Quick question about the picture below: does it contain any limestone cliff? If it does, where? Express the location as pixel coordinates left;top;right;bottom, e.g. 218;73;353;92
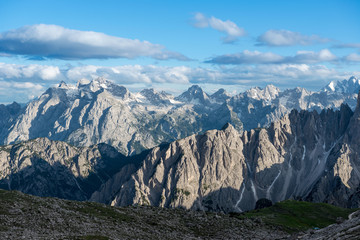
93;94;360;212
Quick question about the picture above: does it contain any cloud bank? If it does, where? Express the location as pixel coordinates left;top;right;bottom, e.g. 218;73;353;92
0;62;358;103
0;24;189;60
257;29;330;46
206;49;337;64
332;43;360;49
0;63;60;80
192;13;245;43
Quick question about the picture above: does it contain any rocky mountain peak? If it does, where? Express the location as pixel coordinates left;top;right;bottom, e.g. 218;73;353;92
88;77;112;92
322;76;360;94
246;84;280;102
75;77;132;100
76;78;91;87
5;102;21;115
58;81;68;88
211;88;231;102
139;88;172;105
175;85;210;105
221;122;235;131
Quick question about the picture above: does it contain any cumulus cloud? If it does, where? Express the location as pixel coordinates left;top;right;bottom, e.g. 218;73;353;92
206;49;337;65
0;63;61;80
344;53;360;62
0;24;189;60
192;13;245;43
257;29;330;46
287;49;337;64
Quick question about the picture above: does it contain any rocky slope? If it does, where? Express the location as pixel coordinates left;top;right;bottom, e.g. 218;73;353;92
0;76;359;155
92;91;360;212
299;210;360;239
0;189;289;240
2;189;359;240
0;102;22;139
0;138;143;200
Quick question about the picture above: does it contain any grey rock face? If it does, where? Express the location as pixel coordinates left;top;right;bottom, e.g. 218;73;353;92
322;76;360;94
0;79;242;156
210;88;231;103
1;76;359;157
175;84;211;105
0;102;22;139
95;92;360;212
0;138;140;200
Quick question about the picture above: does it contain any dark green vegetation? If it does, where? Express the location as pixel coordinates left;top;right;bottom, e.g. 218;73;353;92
234;200;357;233
255;198;273;209
0;189;357;239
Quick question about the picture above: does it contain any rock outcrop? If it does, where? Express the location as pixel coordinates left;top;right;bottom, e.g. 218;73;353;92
93;92;360;212
0;138;140;200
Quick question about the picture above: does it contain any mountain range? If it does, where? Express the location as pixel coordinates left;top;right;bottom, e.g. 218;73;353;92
92;100;360;212
1;76;359;156
1;76;360;213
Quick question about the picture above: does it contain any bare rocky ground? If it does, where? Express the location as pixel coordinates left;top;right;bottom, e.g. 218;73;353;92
298;210;360;240
0;189;289;240
1;189;359;239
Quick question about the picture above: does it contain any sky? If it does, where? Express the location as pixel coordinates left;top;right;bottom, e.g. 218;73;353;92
0;0;360;103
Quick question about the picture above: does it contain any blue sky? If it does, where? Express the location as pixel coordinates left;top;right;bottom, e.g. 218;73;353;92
0;0;360;103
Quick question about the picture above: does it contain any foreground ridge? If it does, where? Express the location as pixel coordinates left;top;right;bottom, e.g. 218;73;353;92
1;189;358;239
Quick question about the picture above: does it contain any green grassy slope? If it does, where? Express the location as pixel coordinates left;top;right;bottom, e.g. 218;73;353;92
234;200;357;233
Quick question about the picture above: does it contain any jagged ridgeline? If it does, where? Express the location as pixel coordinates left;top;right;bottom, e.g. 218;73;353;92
92;98;360;212
1;76;360;212
1;76;359;156
0;138;147;200
1;90;360;213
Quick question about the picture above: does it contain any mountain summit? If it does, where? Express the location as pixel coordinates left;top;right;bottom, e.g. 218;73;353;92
175;85;211;105
322;76;360;94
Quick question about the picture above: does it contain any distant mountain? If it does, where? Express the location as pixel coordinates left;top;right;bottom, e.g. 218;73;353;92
1;80;360;214
322;76;360;94
138;88;173;106
174;84;211;105
93;93;360;212
0;76;358;155
0;102;22;139
210;88;231;103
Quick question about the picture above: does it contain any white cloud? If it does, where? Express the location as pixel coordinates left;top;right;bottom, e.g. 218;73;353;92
332;43;360;49
206;50;284;64
344;53;360;62
207;49;337;64
0;80;44;103
0;63;61;80
0;24;189;60
66;65;217;84
192;13;245;43
288;49;337;64
12;82;43;90
0;62;358;103
257;29;330;46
